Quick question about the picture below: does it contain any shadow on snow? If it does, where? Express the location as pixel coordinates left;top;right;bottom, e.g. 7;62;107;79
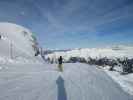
56;76;67;100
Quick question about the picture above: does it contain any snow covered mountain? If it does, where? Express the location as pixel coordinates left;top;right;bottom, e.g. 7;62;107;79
45;46;133;62
0;22;40;63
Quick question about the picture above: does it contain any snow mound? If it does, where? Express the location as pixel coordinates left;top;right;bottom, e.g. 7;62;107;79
105;69;133;95
0;22;40;63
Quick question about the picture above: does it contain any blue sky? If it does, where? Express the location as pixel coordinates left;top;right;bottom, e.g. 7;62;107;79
0;0;133;49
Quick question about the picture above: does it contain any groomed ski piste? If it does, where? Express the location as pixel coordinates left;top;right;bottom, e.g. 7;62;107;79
46;45;133;96
0;22;133;100
0;62;133;100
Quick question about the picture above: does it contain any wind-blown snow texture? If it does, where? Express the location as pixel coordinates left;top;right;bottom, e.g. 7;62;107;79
0;63;132;100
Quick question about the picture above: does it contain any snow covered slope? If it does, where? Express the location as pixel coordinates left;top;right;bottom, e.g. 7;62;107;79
0;63;132;100
45;46;133;62
0;22;40;63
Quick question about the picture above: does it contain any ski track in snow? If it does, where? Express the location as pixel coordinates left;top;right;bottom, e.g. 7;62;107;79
0;63;132;100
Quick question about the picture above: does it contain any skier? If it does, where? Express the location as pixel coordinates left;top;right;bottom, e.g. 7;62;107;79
58;56;63;72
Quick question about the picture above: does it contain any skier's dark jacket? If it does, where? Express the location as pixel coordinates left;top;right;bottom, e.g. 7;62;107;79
58;56;63;64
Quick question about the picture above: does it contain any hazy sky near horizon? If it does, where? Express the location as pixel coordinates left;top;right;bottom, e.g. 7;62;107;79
0;0;133;49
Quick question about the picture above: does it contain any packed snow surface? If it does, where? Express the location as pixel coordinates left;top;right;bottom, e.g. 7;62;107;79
0;63;132;100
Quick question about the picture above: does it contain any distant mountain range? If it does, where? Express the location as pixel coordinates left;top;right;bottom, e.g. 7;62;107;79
44;45;133;62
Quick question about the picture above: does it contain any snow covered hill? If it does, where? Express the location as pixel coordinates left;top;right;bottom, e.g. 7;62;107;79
45;46;133;62
0;22;41;64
